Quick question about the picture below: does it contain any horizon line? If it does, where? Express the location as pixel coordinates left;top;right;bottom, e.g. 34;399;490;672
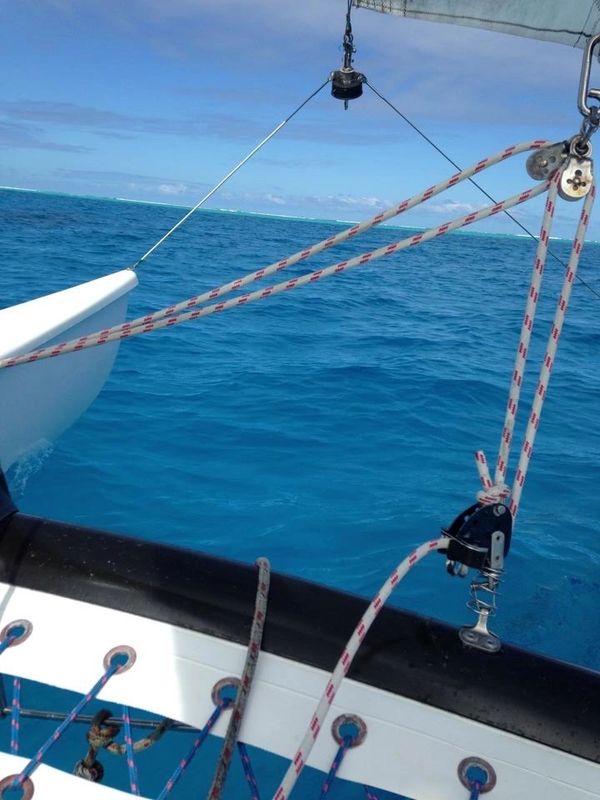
0;184;588;243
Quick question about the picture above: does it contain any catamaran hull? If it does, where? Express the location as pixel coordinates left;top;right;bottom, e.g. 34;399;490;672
0;513;597;799
0;270;138;471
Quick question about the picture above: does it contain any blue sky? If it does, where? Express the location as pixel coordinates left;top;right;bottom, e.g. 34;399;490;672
2;1;599;237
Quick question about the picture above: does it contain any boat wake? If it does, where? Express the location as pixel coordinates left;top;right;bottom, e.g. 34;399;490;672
7;441;54;499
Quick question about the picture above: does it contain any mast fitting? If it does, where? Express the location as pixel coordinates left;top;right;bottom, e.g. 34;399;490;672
332;0;366;107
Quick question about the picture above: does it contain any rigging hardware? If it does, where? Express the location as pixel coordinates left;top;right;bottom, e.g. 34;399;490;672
526;140;568;181
73;709;119;783
443;502;512;653
331;68;365;104
578;33;600;128
526;137;593;201
576;31;600;189
459;531;504;654
560;136;594;201
443;502;512;571
331;0;365;107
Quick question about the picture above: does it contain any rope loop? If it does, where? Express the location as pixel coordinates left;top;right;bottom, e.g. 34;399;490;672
474;451;510;507
476;484;510;506
74;708;120;784
106;716;173;755
207;557;270;800
87;709;121;751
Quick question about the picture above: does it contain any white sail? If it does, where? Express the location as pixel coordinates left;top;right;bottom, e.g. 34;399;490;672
353;1;600;48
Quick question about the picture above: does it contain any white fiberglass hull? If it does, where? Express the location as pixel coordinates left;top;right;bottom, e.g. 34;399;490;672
0;270;138;470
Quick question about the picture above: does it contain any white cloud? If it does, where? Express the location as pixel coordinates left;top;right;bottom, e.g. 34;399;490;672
308;194;387;210
338;195;385;208
158;182;188;195
426;200;480;214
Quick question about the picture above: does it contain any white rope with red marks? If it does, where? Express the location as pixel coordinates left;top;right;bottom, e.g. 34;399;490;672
473;450;509;506
509;183;595;517
123;140;548;328
3;182;548;369
271;537;447;800
0;183;547;369
0;141;550;371
473;171;561;507
494;171;561;489
474;174;595;519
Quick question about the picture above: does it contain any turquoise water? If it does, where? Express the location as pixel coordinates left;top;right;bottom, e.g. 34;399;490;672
2;186;600;676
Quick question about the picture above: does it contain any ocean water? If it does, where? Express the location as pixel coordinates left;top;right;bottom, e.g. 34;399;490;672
2;187;600;673
2;186;600;797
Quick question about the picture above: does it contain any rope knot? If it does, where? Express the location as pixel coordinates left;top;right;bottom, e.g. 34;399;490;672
87;709;120;751
474;450;510;506
477;483;510;506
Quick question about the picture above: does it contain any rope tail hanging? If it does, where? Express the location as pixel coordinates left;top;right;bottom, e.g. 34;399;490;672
207;558;271;800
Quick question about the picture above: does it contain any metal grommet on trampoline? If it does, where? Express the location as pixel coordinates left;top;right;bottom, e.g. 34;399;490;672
211;677;240;707
0;620;33;648
103;645;137;674
331;713;367;747
457;756;497;793
0;775;35;799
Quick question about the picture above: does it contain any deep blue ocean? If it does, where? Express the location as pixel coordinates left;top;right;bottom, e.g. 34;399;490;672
2;186;600;798
2;186;600;672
